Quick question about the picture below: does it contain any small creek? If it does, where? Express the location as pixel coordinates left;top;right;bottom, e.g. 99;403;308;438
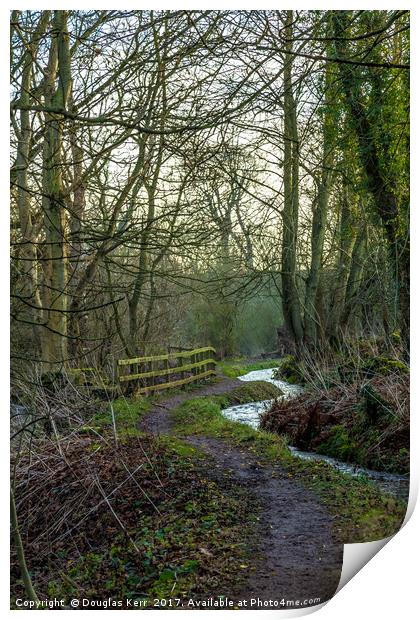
221;368;409;500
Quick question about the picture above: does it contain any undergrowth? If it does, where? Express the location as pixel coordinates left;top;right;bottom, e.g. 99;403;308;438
11;434;256;607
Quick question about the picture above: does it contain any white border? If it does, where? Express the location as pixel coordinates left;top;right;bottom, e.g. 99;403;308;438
2;3;418;618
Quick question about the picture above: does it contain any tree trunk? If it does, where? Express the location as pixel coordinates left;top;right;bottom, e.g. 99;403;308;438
341;223;367;331
67;99;86;359
14;11;50;342
40;10;72;370
281;10;303;347
304;57;334;347
327;186;357;343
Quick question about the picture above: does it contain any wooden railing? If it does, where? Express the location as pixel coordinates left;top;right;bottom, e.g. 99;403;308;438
117;346;217;394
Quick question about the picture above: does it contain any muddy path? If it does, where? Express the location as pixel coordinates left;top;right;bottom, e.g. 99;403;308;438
139;377;343;608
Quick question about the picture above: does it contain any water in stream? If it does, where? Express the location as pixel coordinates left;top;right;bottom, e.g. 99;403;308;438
221;368;409;500
221;368;303;430
236;367;304;398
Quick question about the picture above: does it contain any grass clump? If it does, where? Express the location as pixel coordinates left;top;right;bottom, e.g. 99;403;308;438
173;395;287;451
222;380;282;404
83;396;152;438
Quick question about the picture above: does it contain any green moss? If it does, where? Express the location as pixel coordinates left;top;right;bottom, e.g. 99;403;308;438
316;425;361;462
337;355;409;385
362;356;409;377
273;355;306;384
390;330;402;345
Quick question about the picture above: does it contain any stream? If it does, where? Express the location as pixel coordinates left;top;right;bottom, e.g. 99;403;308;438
221;368;409;500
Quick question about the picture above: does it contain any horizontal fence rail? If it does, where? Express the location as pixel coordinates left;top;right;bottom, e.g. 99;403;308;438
117;346;217;394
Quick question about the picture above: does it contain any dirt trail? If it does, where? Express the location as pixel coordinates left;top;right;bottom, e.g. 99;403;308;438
140;377;343;609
